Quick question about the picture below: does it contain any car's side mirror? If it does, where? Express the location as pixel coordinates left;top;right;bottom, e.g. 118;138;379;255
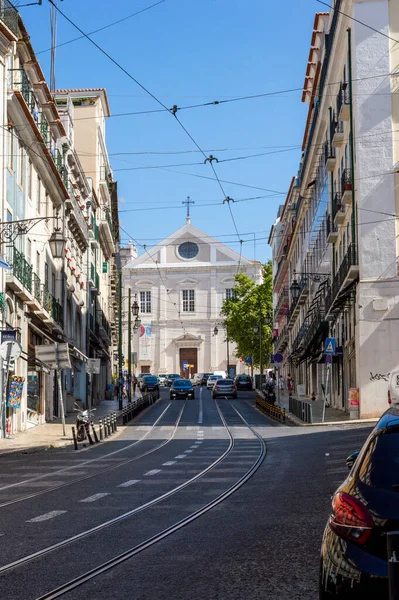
346;451;360;470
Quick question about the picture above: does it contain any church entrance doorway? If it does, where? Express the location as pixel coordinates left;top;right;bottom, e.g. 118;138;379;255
179;348;197;379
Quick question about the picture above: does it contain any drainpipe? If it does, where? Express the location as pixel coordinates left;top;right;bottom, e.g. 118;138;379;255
347;28;357;259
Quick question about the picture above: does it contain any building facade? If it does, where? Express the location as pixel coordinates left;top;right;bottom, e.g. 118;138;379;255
0;6;118;434
122;221;262;377
270;0;399;418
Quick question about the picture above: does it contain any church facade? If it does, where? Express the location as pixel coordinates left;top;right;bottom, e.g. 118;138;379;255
122;222;262;377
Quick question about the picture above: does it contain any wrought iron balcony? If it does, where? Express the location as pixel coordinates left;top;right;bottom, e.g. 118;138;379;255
324;140;336;171
275;286;289;317
0;0;18;35
341;168;353;205
8;68;68;187
331;118;344;147
326;243;358;315
333;192;345;225
7;245;33;294
337;82;350;121
274;324;288;352
302;309;329;355
292;322;309;354
326;214;338;244
42;286;63;327
90;263;100;292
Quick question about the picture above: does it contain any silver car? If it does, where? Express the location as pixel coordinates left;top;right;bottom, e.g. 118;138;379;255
158;374;167;386
212;379;237;399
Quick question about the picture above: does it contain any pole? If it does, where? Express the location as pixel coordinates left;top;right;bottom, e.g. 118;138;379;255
259;319;263;390
118;269;123;410
1;343;12;439
388;531;399;600
128;287;132;402
276;366;280;405
56;344;66;436
322;364;331;424
226;334;229;377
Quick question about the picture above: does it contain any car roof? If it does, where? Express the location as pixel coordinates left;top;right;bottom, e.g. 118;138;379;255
374;408;399;431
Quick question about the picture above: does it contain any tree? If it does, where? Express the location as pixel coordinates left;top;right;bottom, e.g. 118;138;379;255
220;261;273;370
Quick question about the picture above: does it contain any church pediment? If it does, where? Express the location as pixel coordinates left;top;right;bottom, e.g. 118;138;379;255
134;279;155;287
173;333;203;348
177;278;199;287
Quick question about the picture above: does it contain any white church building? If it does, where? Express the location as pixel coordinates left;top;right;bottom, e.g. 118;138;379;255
122;221;262;377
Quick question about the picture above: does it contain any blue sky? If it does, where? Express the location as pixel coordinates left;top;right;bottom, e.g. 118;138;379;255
18;0;319;262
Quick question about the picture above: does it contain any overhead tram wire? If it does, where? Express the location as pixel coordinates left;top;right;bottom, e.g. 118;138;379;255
48;1;244;240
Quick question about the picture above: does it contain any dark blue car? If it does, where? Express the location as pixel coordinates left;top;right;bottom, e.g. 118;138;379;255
319;408;399;598
170;379;194;400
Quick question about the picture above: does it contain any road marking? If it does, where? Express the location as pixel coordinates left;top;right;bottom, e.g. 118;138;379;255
162;461;176;466
184;450;193;453
27;510;67;523
190;445;199;449
79;493;110;503
144;469;161;476
174;455;186;459
198;388;203;423
118;480;140;488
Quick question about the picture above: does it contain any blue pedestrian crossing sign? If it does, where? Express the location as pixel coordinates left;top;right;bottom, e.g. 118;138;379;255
183;361;189;370
324;338;336;355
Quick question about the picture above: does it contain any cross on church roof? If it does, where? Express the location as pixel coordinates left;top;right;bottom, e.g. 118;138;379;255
182;196;195;224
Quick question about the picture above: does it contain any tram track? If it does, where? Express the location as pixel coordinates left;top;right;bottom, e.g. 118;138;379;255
0;401;183;509
0;401;266;600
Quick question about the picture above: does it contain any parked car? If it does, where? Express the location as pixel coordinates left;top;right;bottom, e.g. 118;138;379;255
166;374;181;387
201;373;213;385
206;375;219;390
140;375;159;397
170;379;194;400
158;374;168;386
213;371;226;379
212;379;237;399
319;408;399;599
234;374;253;390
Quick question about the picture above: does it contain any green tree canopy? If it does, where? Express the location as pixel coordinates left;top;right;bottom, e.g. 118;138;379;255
220;261;273;369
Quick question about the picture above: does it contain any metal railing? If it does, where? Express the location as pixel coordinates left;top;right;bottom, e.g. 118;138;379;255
337;82;350;117
9;245;33;293
302;308;327;352
324;140;335;164
292;322;309;353
8;67;68;187
289;396;313;423
90;263;100;289
331;117;344;140
42;286;63;327
0;0;18;35
332;192;343;221
341;168;352;192
326;214;337;238
256;395;286;424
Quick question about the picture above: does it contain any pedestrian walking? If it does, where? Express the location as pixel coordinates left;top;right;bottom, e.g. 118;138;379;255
278;375;285;394
132;374;137;396
287;373;294;397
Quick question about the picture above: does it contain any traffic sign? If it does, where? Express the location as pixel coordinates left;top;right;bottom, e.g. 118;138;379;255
35;343;71;370
270;354;275;364
182;361;189;370
1;330;16;343
324;338;336;355
326;354;332;365
245;356;252;364
274;353;283;364
0;340;21;361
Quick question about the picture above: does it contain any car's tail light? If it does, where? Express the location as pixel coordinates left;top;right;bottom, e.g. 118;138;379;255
214;385;219;390
388;390;392;405
330;492;373;545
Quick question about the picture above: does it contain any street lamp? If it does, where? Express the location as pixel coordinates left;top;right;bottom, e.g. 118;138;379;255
213;326;218;336
290;278;301;302
48;228;66;259
253;325;259;334
132;296;139;317
135;315;141;329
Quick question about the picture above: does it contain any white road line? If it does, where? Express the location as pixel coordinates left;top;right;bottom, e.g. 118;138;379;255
198;388;203;424
190;445;199;449
174;455;186;459
162;461;176;466
184;450;193;453
79;493;110;503
27;510;67;523
144;469;161;476
118;480;140;488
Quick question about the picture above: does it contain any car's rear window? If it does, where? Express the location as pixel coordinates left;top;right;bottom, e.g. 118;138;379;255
358;432;399;489
170;374;180;378
217;379;233;385
209;376;218;380
174;380;191;387
237;375;249;380
143;376;157;383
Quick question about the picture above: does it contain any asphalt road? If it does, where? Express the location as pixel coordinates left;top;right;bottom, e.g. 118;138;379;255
0;386;373;600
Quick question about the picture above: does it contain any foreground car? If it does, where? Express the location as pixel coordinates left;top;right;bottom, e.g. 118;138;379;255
234;374;252;390
319;409;399;598
212;379;237;399
170;379;194;399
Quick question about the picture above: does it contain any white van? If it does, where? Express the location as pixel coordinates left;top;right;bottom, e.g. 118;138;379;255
388;370;399;406
213;371;226;379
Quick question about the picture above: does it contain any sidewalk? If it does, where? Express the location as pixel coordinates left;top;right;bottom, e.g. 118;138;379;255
258;389;378;427
0;392;142;456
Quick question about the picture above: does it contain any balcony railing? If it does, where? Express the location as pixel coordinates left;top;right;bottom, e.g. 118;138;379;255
341;168;352;192
275;286;289;316
42;286;63;327
292;322;309;353
8;68;68;186
324;140;335;164
302;309;328;353
0;0;18;35
326;244;358;313
331;118;344;140
9;245;33;293
104;207;113;236
274;324;288;351
332;192;343;221
90;263;100;290
337;82;350;117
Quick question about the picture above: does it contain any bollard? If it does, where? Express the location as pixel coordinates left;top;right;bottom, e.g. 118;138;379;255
85;422;94;445
103;417;108;438
99;419;103;441
388;531;399;600
114;412;118;432
72;426;78;450
111;413;115;433
91;422;99;443
107;415;111;436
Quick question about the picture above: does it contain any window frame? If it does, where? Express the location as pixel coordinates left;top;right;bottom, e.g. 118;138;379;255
182;289;195;312
140;290;152;314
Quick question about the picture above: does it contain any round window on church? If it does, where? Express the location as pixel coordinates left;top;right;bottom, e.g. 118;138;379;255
178;241;199;260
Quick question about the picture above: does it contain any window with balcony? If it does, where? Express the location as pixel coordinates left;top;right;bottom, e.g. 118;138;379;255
140;291;151;314
182;289;195;312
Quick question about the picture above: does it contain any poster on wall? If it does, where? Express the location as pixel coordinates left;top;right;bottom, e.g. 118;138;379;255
7;376;25;409
139;323;153;360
